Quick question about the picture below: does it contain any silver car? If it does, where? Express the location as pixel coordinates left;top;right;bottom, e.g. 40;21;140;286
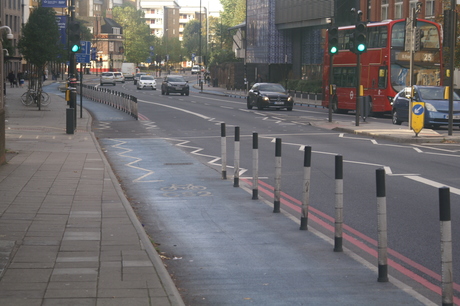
137;75;156;90
134;72;147;85
100;72;115;86
113;72;125;83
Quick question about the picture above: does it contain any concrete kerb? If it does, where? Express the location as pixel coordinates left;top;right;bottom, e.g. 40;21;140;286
77;85;185;306
90;129;185;306
4;81;185;306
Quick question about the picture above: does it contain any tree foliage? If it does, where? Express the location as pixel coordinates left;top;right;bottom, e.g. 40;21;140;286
18;7;62;68
220;0;246;27
182;20;201;60
113;4;154;64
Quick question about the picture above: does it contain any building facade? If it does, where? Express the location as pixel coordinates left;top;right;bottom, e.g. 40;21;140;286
243;0;445;82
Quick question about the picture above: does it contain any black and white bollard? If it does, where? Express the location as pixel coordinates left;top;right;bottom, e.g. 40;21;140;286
252;133;259;200
376;168;389;282
300;146;311;230
439;187;453;306
221;123;227;180
274;138;282;213
233;127;240;187
334;155;343;252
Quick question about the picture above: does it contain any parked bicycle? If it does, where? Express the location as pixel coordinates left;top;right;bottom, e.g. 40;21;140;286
21;89;50;107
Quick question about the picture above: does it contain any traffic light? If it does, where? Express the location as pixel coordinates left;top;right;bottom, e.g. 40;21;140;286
68;21;81;53
414;28;424;51
328;26;339;55
354;22;367;54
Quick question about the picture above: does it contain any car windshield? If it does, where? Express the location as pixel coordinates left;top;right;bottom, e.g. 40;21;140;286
258;84;285;92
114;73;121;76
418;87;460;100
102;73;112;77
141;76;154;80
168;76;185;82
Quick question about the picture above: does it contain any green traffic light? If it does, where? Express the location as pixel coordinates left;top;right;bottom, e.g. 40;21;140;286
357;44;366;52
330;46;338;54
71;44;80;53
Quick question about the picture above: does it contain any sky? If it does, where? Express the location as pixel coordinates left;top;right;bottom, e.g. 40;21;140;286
177;0;223;12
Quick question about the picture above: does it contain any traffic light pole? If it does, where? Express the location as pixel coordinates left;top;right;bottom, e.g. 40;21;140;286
355;53;361;126
447;1;457;136
328;53;333;123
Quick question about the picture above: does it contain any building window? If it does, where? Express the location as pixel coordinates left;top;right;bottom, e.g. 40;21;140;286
381;0;388;21
425;0;435;18
113;27;120;35
394;1;403;19
109;41;114;52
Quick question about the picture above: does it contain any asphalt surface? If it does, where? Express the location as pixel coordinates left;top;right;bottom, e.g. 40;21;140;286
1;76;458;305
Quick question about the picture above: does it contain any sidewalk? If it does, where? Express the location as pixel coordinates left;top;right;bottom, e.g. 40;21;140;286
0;83;184;305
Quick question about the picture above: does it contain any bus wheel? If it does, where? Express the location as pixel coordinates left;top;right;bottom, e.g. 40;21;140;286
392;110;402;125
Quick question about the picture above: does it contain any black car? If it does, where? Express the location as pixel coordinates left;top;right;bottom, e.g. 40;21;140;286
392;85;460;128
161;75;189;96
247;83;294;111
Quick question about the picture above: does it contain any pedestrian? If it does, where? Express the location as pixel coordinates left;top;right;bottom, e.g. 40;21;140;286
7;71;15;88
255;74;263;83
17;71;24;87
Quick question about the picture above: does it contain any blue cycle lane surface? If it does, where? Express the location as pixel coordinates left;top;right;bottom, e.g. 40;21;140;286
45;82;436;305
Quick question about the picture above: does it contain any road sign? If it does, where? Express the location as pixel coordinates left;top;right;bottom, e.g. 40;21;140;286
76;53;90;64
411;101;425;135
79;41;91;55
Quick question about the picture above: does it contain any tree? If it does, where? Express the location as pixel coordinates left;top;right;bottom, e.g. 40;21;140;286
182;20;201;61
220;0;246;27
113;4;153;64
18;6;62;104
18;7;61;70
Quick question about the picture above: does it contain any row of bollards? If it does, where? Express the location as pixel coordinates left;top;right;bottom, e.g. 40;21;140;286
219;123;454;304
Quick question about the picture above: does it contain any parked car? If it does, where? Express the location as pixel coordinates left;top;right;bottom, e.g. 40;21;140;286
191;65;201;74
161;75;189;96
100;72;116;86
137;75;156;90
247;83;294;111
113;72;125;83
134;72;147;85
392;85;460;128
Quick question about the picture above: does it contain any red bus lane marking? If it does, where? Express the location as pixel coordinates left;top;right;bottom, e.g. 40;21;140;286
257;180;449;285
243;178;460;303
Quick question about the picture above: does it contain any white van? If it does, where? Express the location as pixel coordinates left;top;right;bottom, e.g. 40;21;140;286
121;63;136;80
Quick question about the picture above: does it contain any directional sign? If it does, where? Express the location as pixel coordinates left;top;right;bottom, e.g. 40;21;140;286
79;41;91;55
411;102;425;135
76;53;90;64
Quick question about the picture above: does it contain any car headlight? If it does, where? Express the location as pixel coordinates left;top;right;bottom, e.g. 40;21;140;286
287;96;293;102
262;96;269;101
425;102;437;112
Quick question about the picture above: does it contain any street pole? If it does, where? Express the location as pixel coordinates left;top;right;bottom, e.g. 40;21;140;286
355;53;361;126
448;0;457;136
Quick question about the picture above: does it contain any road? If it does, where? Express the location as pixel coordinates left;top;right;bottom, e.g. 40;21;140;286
47;76;460;304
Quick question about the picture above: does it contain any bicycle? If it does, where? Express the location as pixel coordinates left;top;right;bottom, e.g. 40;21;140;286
21;89;50;107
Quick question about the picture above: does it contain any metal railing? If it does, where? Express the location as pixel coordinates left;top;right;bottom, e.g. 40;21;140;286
78;84;138;120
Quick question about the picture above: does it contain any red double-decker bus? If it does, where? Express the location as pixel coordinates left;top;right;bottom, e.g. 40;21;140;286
322;19;442;115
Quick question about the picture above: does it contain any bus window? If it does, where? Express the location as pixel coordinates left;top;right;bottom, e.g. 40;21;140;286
391;22;405;48
333;67;356;87
417;21;439;49
378;67;387;88
368;26;388;48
